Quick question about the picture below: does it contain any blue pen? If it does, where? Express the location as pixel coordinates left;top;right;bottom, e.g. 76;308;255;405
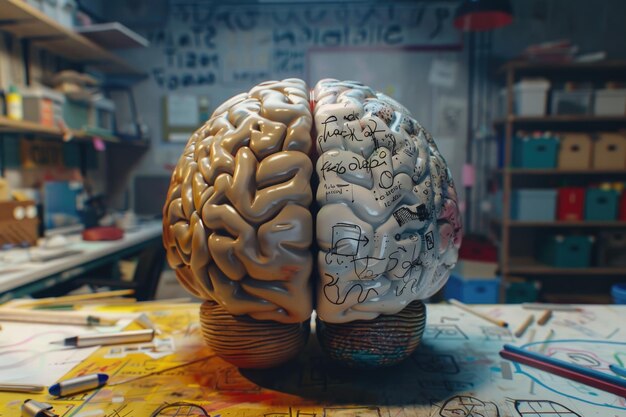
503;344;626;389
610;364;626;378
48;373;108;397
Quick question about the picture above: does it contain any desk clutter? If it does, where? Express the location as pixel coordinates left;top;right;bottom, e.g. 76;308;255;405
1;301;624;416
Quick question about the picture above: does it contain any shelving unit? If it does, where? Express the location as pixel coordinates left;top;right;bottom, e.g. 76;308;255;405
0;0;145;76
494;60;626;302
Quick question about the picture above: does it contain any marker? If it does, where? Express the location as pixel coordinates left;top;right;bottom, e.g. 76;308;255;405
48;373;108;397
50;329;155;347
610;364;626;378
0;383;45;393
21;399;58;417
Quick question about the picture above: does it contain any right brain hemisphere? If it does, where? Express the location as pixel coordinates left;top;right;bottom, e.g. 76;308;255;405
314;79;461;323
163;78;461;326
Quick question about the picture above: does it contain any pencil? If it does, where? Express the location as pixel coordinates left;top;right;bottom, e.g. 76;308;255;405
448;299;509;328
50;329;155;347
0;383;45;393
538;329;555;354
500;349;626;397
522;303;581;312
16;289;135;308
537;309;552;325
514;314;534;338
0;309;117;326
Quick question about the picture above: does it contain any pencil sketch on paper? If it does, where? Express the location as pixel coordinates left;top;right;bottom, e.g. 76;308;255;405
435;395;499;417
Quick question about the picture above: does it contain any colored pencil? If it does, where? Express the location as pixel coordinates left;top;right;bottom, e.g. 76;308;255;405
514;314;534;337
537;309;552;325
522;303;581;312
448;299;509;328
501;344;626;397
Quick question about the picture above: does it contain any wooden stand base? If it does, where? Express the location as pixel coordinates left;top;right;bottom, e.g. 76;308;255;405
316;301;427;368
199;301;310;369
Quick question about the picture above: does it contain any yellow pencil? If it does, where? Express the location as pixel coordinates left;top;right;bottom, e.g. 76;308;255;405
15;289;135;308
448;299;509;328
0;309;117;326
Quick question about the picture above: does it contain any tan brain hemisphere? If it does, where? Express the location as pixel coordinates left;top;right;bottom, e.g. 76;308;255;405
163;78;462;327
163;79;314;324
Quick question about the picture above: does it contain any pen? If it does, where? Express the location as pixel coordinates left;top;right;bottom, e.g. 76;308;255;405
50;329;155;347
0;383;45;393
21;399;58;417
0;309;117;326
48;373;108;397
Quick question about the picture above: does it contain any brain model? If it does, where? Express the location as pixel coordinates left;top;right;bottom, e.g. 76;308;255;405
163;78;462;368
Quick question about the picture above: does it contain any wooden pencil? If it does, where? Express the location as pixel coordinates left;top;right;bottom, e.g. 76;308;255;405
15;289;135;308
514;314;535;338
0;309;117;326
537;309;552;325
448;299;509;328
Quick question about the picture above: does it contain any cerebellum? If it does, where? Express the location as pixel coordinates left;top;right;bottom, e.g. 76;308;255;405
162;78;462;368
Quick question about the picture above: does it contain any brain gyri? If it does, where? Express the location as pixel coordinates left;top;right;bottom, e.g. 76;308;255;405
163;78;462;325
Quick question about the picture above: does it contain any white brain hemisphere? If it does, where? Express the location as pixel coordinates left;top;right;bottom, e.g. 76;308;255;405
163;78;462;325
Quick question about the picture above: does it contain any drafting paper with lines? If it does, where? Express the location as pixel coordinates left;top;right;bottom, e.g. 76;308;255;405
0;304;624;416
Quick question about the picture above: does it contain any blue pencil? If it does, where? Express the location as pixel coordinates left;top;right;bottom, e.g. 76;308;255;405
503;344;626;389
610;364;626;378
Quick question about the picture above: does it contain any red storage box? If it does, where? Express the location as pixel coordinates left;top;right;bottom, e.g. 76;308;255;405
459;237;498;262
557;187;585;221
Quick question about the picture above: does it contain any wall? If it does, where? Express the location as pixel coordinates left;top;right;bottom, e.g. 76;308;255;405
104;0;467;209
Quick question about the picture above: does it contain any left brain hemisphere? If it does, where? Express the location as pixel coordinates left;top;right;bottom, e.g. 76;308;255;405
163;79;314;324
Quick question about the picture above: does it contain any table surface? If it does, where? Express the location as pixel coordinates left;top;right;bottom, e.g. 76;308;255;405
0;303;624;416
0;221;163;296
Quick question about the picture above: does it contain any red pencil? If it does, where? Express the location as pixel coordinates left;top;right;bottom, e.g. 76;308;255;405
499;350;626;398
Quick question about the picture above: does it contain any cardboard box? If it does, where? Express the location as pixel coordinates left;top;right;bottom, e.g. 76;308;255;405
0;200;39;246
558;133;592;170
592;133;626;170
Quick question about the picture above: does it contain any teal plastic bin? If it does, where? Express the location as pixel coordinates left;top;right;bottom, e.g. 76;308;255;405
512;189;557;221
585;189;618;221
538;235;593;268
505;280;540;303
444;275;501;304
612;284;626;304
62;99;89;130
513;136;558;168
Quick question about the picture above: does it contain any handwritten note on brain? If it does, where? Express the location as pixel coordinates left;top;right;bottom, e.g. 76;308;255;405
162;78;462;325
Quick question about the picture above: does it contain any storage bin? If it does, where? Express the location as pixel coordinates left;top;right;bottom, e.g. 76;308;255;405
557;133;592;170
511;189;557;221
505;279;540;304
551;90;593;115
513;79;550;116
538;235;593;268
619;191;626;221
90;98;115;133
459;238;498;262
594;89;626;116
592;133;626;170
443;275;501;304
22;88;65;128
596;232;626;267
62;98;89;130
612;283;626;304
557;187;585;221
585;188;619;221
453;260;498;279
513;135;558;168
